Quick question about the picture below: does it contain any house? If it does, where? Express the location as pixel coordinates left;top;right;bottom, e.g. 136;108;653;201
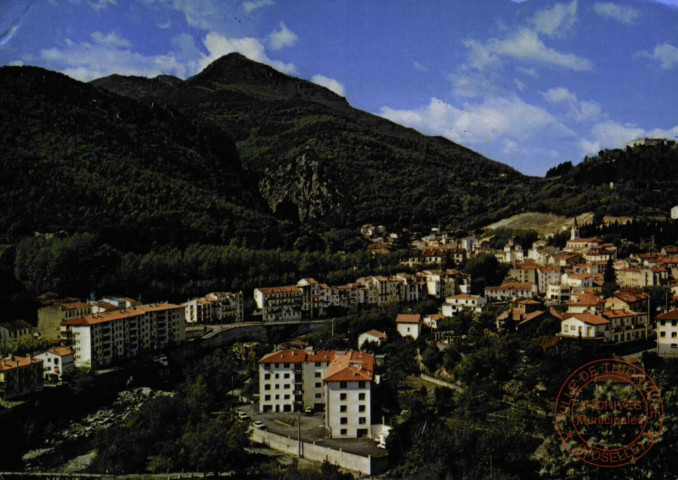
546;284;572;302
565;237;604;253
657;310;678;357
423;313;446;329
60;303;186;369
38;302;92;341
605;289;649;312
0;355;44;400
496;300;562;332
484;282;537;302
601;309;648;344
617;268;657;288
358;330;387;349
559;314;610;341
396;314;422;340
258;349;374;439
567;293;606;314
441;294;487;316
0;320;36;347
253;286;303;322
35;347;74;382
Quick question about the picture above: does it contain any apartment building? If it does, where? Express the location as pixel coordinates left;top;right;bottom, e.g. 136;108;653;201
656;310;678;358
258;349;374;438
253;286;303;322
183;291;244;324
601;309;648;343
0;320;36;347
559;313;610;340
38;302;92;341
484;282;537;302
441;294;487;316
60;303;186;369
0;355;44;400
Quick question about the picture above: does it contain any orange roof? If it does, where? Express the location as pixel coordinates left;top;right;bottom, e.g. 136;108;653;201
396;314;421;324
485;283;535;291
566;313;609;326
62;308;145;326
256;286;302;295
48;346;74;357
137;303;184;312
307;351;336;363
518;299;542;305
602;309;639;319
258;349;307;364
0;355;43;372
568;293;605;306
447;294;481;300
361;330;387;339
324;351;374;382
657;310;678;321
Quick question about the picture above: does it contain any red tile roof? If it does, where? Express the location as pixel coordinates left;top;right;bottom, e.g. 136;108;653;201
324;351;374;382
0;355;43;372
258;349;307;364
566;313;609;326
307;351;336;363
256;286;302;295
657;310;678;321
361;330;387;339
396;314;421;324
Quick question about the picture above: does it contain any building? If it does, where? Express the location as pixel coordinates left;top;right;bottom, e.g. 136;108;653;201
258;349;374;438
396;314;422;340
423;313;446;329
60;303;186;369
567;293;606;314
35;347;74;382
601;309;648;343
559;313;610;340
0;355;44;400
0;320;36;347
605;289;649;312
358;330;387;350
183;292;244;324
324;351;374;439
657;310;678;357
496;300;562;332
38;302;92;341
253;286;303;322
484;282;537;302
617;268;657;288
441;294;487;316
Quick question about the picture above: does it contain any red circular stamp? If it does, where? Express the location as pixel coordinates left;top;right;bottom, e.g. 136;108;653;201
554;358;664;468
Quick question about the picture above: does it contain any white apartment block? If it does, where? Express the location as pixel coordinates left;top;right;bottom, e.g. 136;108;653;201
183;291;244;324
601;309;648;343
657;310;678;358
60;303;186;369
559;314;610;341
253;286;303;322
441;294;487;316
35;346;74;382
484;282;537;302
258;350;374;438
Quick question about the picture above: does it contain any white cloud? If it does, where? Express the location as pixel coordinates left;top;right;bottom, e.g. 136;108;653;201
514;79;527;92
91;31;131;48
448;70;500;98
516;67;539;78
490;29;593;70
542;87;601;123
311;74;346;97
379;96;573;147
650;0;678;7
413;61;428;72
199;32;296;74
636;43;678;69
243;0;274;14
19;30;297;82
69;0;117;10
531;0;578;37
267;21;298;51
580;121;678;155
593;2;639;24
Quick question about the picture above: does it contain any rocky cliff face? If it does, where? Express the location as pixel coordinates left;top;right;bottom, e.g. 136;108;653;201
258;150;342;223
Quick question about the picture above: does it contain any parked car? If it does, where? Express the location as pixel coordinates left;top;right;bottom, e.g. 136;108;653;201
237;410;249;420
252;420;267;430
304;406;314;415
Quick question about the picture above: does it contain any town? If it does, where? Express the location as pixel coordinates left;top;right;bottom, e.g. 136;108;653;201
2;217;678;476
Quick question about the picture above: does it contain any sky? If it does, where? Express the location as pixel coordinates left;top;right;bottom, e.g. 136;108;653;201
1;0;677;176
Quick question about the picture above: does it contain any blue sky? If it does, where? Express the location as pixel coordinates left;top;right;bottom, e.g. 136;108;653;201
2;0;677;176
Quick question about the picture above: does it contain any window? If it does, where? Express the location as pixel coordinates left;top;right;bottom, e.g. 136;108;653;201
358;393;366;401
275;395;279;399
275;373;279;379
315;372;321;378
359;405;365;412
284;373;290;378
315;393;322;398
264;374;270;380
275;384;279;389
340;428;347;435
284;394;290;399
284;363;290;368
315;362;321;367
340;393;347;401
264;394;271;401
340;417;348;424
661;332;667;338
359;417;366;424
340;381;347;388
673;332;677;338
314;382;321;388
340;405;347;412
359;381;365;388
264;385;270;391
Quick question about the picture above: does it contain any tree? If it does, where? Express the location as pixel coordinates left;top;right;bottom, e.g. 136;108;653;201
601;258;617;298
181;415;248;476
